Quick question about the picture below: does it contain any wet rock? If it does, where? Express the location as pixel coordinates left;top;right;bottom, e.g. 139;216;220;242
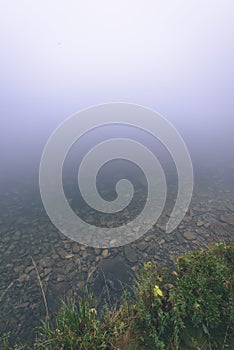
159;239;165;246
25;266;34;274
72;245;80;253
110;239;118;246
102;249;109;258
43;268;52;277
40;257;52;268
94;248;101;255
124;246;138;263
196;220;205;227
64;254;74;259
183;231;197;241
18;274;30;283
210;222;229;236
136;241;148;251
220;214;234;225
56;274;65;282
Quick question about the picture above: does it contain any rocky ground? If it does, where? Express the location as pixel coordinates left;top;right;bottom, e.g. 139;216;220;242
0;167;233;345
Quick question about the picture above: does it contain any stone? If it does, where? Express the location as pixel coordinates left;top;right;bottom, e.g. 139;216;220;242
220;214;234;225
136;241;148;251
72;245;80;253
196;220;205;227
124;246;138;263
18;274;29;283
94;248;101;255
210;222;228;236
40;257;52;267
56;274;65;282
43;268;52;277
110;239;118;246
25;266;34;274
64;254;74;259
159;239;165;245
102;249;109;258
183;231;197;240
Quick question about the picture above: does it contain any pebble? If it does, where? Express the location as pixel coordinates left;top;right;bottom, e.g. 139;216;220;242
102;249;109;258
18;274;30;283
183;231;197;241
159;239;165;245
220;214;234;225
136;241;148;251
196;220;205;227
124;246;138;263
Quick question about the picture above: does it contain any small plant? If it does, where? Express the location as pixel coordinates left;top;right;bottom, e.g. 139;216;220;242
1;243;233;349
34;295;108;350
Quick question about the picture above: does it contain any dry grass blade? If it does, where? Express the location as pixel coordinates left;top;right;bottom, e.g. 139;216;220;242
31;256;49;322
0;281;14;303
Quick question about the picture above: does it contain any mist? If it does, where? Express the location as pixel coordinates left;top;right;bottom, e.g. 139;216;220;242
1;0;233;191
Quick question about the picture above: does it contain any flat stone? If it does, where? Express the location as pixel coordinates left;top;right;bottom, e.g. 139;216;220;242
56;274;65;282
72;245;80;253
210;222;228;236
136;241;148;251
43;268;52;277
102;249;109;258
18;274;30;283
25;266;34;274
183;231;197;240
220;214;234;225
196;220;205;227
110;239;118;246
40;257;52;267
124;246;138;263
64;254;74;259
183;215;192;223
94;248;101;255
159;239;165;245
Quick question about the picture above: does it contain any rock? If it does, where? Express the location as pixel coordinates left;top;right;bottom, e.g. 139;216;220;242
18;274;30;283
159;239;165;245
64;254;74;259
25;266;34;274
56;274;65;282
110;239;118;246
102;249;109;258
95;248;101;255
220;214;234;225
124;246;138;263
183;215;192;223
43;268;52;277
210;222;228;236
196;220;205;227
183;231;197;240
136;241;148;251
40;257;52;267
58;251;74;259
72;245;80;253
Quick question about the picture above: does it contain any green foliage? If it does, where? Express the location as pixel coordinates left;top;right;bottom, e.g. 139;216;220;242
34;296;108;350
1;243;233;350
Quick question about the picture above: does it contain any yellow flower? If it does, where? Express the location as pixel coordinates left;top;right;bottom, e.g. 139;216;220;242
89;308;97;314
144;261;152;269
153;285;163;297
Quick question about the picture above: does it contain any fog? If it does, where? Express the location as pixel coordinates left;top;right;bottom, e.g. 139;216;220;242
1;0;234;189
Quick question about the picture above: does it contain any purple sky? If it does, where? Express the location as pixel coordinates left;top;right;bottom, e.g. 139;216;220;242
1;1;234;186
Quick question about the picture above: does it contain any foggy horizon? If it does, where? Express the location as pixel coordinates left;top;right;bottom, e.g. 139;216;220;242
1;1;234;190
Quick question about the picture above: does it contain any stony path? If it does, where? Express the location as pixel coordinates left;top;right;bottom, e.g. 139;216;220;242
0;169;233;345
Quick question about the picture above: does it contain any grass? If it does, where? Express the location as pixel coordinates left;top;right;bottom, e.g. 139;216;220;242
1;242;234;350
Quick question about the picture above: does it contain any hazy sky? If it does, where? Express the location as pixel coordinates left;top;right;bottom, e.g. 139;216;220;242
1;1;234;184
